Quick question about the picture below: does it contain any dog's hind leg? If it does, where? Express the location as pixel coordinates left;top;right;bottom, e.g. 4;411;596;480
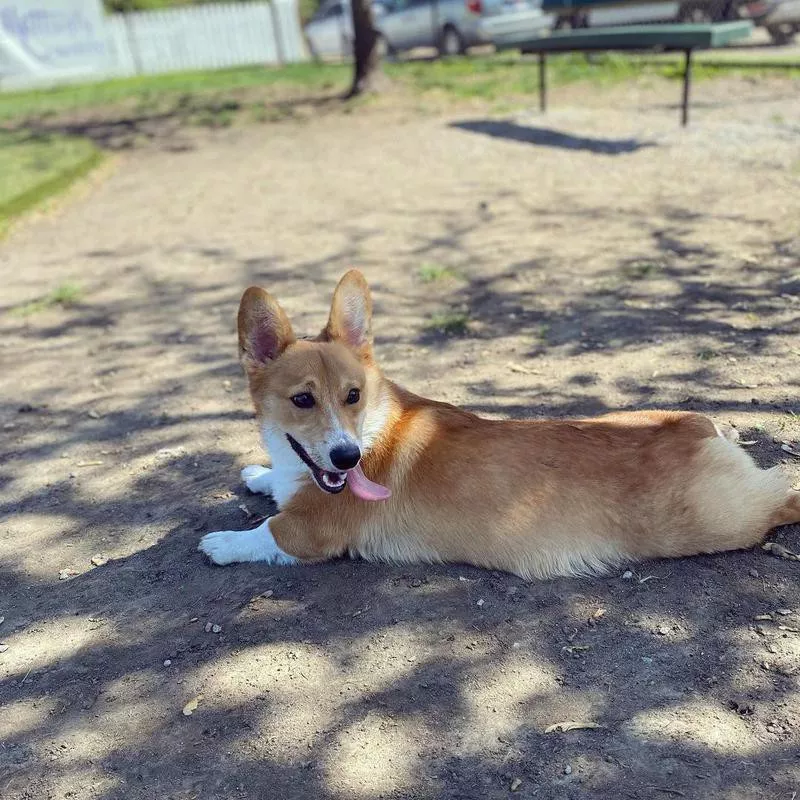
768;490;800;530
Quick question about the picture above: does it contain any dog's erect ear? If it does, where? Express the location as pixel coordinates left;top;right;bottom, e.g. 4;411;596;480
325;270;373;355
238;287;295;369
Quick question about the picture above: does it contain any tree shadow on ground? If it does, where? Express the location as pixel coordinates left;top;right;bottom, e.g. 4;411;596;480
2;190;800;798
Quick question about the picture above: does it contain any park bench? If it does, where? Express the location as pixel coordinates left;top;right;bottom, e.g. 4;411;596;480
493;21;754;125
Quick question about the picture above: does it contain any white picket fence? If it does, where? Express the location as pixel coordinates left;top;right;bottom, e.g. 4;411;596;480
105;1;307;77
0;1;308;91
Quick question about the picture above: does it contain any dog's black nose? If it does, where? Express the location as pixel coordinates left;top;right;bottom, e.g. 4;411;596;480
330;443;361;471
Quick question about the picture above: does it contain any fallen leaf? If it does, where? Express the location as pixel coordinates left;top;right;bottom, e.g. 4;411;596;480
506;362;540;375
762;542;800;561
182;695;202;716
561;644;591;655
545;721;603;733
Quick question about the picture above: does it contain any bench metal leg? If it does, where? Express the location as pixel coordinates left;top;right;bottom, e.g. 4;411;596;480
681;49;692;127
539;52;547;113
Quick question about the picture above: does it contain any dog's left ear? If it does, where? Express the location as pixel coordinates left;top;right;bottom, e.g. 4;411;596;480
325;270;373;358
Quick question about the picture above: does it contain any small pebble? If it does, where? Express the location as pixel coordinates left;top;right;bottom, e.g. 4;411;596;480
0;644;8;653
749;568;760;578
189;617;199;623
564;764;572;775
776;609;792;616
0;616;5;626
476;598;485;607
622;570;634;580
87;410;101;419
211;624;222;634
657;625;670;636
204;622;212;633
510;777;522;792
163;659;172;667
90;554;108;567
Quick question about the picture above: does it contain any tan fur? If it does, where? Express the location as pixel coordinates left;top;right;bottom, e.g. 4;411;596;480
239;271;800;580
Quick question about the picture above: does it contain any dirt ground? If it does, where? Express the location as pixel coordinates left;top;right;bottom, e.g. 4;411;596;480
2;75;800;800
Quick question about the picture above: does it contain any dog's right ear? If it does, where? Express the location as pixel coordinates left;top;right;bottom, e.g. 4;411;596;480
238;287;295;370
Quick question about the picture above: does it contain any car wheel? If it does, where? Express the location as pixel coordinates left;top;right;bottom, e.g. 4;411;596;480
678;3;715;22
439;25;464;57
767;23;796;45
375;33;396;61
555;12;588;29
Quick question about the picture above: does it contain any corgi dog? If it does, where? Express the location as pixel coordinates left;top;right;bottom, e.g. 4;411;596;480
199;270;800;579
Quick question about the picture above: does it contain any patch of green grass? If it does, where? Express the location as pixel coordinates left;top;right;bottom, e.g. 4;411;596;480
389;52;654;101
0;63;349;124
11;282;83;317
0;131;103;236
425;310;471;336
1;54;798;129
417;263;459;283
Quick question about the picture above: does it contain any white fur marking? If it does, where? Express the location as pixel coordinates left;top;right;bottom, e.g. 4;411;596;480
360;385;392;453
261;424;308;509
241;464;273;495
199;518;297;566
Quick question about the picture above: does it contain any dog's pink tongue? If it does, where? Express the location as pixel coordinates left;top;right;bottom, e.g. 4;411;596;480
347;464;391;501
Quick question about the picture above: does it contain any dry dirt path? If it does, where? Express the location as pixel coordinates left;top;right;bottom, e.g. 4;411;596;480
1;76;800;799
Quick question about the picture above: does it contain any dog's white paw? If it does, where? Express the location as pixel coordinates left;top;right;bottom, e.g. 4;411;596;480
199;521;296;566
241;465;273;495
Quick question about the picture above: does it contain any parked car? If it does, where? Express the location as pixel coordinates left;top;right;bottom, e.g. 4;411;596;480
542;0;743;29
745;0;800;43
304;0;551;60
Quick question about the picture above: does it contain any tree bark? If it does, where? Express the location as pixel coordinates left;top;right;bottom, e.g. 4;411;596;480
346;0;382;98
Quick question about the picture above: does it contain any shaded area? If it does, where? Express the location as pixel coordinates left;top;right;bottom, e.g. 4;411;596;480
2;91;800;799
451;119;657;155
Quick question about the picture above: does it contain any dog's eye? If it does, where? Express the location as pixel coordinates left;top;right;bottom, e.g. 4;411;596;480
346;388;360;405
291;393;315;409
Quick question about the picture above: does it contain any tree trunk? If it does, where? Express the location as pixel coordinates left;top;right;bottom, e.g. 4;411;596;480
346;0;382;98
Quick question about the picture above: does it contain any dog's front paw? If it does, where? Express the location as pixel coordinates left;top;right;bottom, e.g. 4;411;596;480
241;465;273;495
199;530;245;566
199;523;297;566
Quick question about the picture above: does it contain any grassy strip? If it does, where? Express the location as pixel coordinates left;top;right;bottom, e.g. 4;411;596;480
0;135;104;237
0;54;677;123
1;52;797;126
0;63;348;123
